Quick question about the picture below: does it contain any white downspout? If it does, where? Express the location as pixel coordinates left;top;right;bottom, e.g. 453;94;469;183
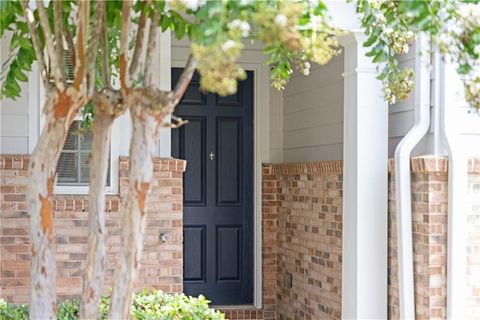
438;51;468;320
394;33;431;320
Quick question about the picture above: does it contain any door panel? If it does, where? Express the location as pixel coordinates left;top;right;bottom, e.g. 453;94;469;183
184;226;206;282
171;69;254;305
216;226;242;281
177;116;206;206
216;117;242;206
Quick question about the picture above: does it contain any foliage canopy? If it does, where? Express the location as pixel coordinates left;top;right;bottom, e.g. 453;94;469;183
355;0;480;108
0;0;338;99
2;0;479;109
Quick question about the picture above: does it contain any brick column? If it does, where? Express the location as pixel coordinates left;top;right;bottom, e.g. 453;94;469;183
466;158;480;319
388;157;449;319
262;164;279;320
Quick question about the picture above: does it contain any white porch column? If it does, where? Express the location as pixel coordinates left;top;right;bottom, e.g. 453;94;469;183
340;32;388;319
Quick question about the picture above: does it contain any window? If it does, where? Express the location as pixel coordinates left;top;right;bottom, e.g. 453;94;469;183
56;121;111;186
32;51;120;194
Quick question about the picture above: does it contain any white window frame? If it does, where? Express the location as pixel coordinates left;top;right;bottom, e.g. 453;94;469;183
29;70;120;195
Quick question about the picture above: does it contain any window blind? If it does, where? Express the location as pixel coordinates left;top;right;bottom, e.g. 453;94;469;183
56;121;111;186
53;51;111;187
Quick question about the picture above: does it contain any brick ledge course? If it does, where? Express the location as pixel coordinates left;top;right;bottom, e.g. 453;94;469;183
263;156;480;175
1;154;186;172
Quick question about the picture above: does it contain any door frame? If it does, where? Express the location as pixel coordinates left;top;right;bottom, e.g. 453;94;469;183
172;45;270;308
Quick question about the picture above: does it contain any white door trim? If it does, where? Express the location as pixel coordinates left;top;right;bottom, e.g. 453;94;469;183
171;43;270;308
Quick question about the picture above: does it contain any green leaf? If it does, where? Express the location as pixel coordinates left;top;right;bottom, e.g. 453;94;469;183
13;68;28;82
457;63;472;75
175;19;186;39
363;32;379;47
160;15;171;32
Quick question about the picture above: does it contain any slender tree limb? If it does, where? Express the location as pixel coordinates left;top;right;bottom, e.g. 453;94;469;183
35;0;65;91
129;1;148;81
20;1;49;88
72;0;89;91
80;89;125;320
120;1;133;95
64;27;76;70
161;115;189;128
171;55;197;106
87;0;106;97
101;12;110;88
53;0;65;80
143;12;160;86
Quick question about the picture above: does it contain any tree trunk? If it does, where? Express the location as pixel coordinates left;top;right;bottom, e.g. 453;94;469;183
108;90;171;319
28;89;83;320
80;90;124;320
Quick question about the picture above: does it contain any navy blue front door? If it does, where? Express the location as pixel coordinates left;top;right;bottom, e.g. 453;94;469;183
171;69;254;305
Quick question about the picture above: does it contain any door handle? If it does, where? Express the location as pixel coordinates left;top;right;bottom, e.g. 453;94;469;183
209;151;215;161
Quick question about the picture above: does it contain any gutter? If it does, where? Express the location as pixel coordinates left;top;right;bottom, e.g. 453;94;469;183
438;49;468;320
394;33;431;320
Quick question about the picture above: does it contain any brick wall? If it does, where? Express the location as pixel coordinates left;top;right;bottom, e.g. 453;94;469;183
263;162;343;320
0;155;185;304
264;157;479;320
2;154;480;320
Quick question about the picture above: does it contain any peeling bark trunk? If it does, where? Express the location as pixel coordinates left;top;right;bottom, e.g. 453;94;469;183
108;90;171;319
81;90;124;320
80;110;111;319
28;89;82;320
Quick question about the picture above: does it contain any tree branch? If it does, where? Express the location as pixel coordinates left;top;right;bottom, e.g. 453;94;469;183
64;27;76;70
101;8;110;88
161;115;189;128
143;12;160;86
120;0;133;95
20;1;49;88
171;55;197;106
72;0;89;91
129;1;148;80
35;0;65;91
87;0;106;97
53;0;65;80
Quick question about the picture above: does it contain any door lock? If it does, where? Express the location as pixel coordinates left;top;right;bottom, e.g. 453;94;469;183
209;151;215;160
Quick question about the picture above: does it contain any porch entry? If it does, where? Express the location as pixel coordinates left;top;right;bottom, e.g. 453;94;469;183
171;69;254;305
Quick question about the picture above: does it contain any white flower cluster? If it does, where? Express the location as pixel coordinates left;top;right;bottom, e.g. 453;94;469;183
458;3;480;21
173;0;206;12
221;40;237;52
274;14;288;27
239;0;254;6
366;0;414;54
228;19;251;38
457;3;480;109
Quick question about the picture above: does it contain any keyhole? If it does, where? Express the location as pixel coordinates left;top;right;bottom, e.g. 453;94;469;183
209;151;215;160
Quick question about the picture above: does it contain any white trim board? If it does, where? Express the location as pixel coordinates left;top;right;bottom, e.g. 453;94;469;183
172;45;270;309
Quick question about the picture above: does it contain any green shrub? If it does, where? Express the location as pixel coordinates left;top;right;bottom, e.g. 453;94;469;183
0;299;28;320
57;300;81;320
0;290;225;320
